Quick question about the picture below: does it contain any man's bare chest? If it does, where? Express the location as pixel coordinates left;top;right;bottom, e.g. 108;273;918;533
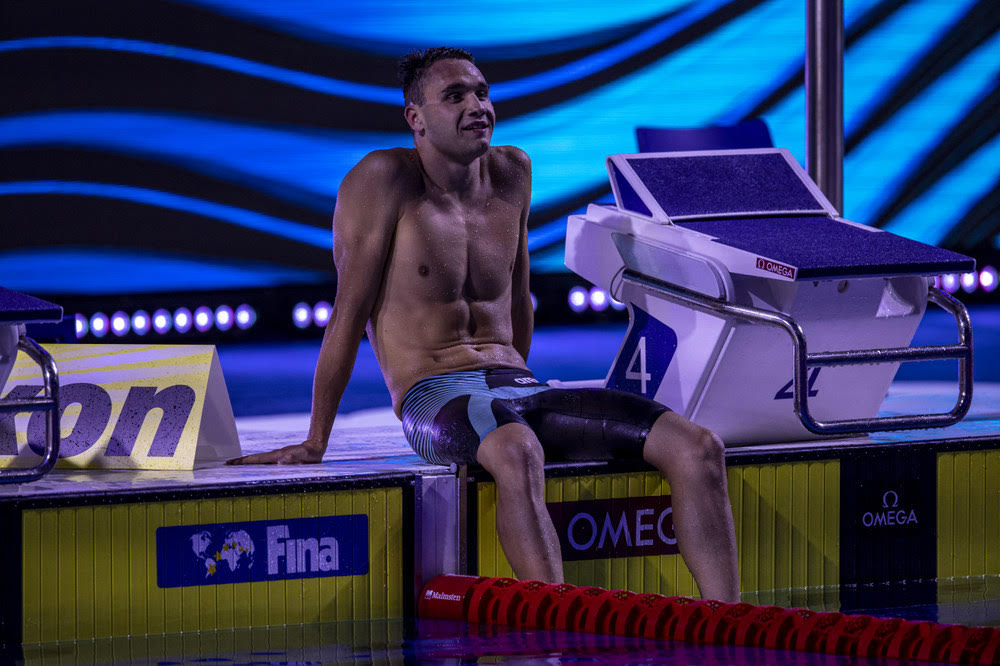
392;197;522;300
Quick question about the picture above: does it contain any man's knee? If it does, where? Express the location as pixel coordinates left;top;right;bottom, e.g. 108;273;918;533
476;424;545;486
645;413;725;475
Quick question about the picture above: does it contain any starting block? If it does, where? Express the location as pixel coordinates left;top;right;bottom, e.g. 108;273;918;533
566;149;975;444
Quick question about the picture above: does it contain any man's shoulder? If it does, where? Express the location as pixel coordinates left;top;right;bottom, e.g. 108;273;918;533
490;145;530;171
488;146;531;199
352;148;420;184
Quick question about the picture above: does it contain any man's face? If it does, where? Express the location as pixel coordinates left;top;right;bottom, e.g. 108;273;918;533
408;59;495;162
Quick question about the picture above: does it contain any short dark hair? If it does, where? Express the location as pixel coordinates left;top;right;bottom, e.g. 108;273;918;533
398;47;475;106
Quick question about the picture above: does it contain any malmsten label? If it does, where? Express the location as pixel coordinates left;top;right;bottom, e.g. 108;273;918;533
546;495;678;561
156;515;368;588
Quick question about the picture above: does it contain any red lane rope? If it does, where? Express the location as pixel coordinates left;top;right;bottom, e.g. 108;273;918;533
418;575;1000;664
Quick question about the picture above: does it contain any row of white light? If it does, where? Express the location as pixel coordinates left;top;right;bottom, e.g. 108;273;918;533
292;301;333;329
76;305;257;339
937;267;998;294
568;286;626;313
293;294;541;329
566;268;998;314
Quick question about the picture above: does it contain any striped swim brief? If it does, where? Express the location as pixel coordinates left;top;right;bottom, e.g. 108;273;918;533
399;367;669;466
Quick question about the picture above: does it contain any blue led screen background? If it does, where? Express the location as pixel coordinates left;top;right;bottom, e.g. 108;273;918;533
1;0;998;296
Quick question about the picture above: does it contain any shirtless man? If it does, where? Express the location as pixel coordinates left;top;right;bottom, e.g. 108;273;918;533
229;47;740;603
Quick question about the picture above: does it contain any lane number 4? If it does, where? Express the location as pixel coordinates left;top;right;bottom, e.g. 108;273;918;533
626;336;653;395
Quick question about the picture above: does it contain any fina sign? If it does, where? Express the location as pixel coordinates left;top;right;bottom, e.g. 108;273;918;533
156;515;369;588
0;344;241;469
546;496;679;561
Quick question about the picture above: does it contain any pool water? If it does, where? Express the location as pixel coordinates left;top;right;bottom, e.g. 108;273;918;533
21;577;1000;665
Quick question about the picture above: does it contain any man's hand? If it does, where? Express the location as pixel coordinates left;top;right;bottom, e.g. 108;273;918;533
226;440;325;465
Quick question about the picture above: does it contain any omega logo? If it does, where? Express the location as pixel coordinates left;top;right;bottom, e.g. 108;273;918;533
546;495;680;561
566;507;676;551
862;488;917;528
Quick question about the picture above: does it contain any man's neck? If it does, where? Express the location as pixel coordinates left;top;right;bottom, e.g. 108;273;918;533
415;144;486;195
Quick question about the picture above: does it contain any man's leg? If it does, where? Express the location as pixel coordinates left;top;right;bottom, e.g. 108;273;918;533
643;411;740;603
476;422;564;582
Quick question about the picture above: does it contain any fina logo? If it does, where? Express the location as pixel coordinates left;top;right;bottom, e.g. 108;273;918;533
267;525;339;575
156;515;368;588
862;489;918;528
190;529;255;579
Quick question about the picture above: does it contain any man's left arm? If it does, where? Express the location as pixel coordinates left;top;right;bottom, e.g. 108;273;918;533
510;152;533;362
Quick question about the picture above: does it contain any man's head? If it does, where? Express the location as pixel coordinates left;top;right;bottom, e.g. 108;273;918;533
399;47;495;164
399;47;476;106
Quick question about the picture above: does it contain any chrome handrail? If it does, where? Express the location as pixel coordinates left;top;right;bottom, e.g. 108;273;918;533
0;336;61;483
622;271;973;435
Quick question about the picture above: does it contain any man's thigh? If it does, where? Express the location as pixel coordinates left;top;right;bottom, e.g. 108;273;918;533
508;387;669;462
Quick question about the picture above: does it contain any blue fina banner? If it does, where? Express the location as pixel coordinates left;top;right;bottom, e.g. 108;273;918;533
156;515;370;588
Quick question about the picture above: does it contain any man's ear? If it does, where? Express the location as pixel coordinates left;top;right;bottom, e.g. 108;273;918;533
404;104;424;136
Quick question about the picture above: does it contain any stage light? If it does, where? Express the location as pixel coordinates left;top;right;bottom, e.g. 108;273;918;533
568;287;588;313
90;313;109;338
75;313;88;339
131;310;151;336
111;311;130;336
292;302;312;329
235;304;256;329
961;271;978;293
194;306;213;332
940;274;959;294
215;305;234;332
153;309;172;334
174;308;193;334
530;292;538;312
980;266;997;293
589;287;609;312
313;301;332;327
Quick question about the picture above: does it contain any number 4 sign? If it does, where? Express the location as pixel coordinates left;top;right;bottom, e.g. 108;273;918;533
607;305;677;399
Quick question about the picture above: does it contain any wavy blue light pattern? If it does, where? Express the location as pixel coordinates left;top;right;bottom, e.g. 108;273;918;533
844;30;1000;225
0;248;326;294
763;0;979;169
490;0;730;101
0;0;808;216
882;133;1000;246
716;0;883;125
2;0;993;296
841;0;972;140
496;0;806;201
0;3;733;107
0;111;388;211
0;0;880;219
0;181;332;248
0;37;402;104
174;0;692;53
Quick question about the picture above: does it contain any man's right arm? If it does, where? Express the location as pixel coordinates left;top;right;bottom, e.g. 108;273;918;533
227;152;402;464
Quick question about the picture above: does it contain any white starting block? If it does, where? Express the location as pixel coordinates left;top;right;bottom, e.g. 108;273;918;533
566;148;975;444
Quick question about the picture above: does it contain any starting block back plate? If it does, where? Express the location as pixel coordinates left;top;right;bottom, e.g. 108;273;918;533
608;149;836;221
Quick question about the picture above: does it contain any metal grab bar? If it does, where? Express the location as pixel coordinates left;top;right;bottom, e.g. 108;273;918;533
0;336;61;483
622;271;973;435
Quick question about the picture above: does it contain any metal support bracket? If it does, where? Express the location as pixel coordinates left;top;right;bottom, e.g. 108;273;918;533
622;270;973;435
0;336;61;483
